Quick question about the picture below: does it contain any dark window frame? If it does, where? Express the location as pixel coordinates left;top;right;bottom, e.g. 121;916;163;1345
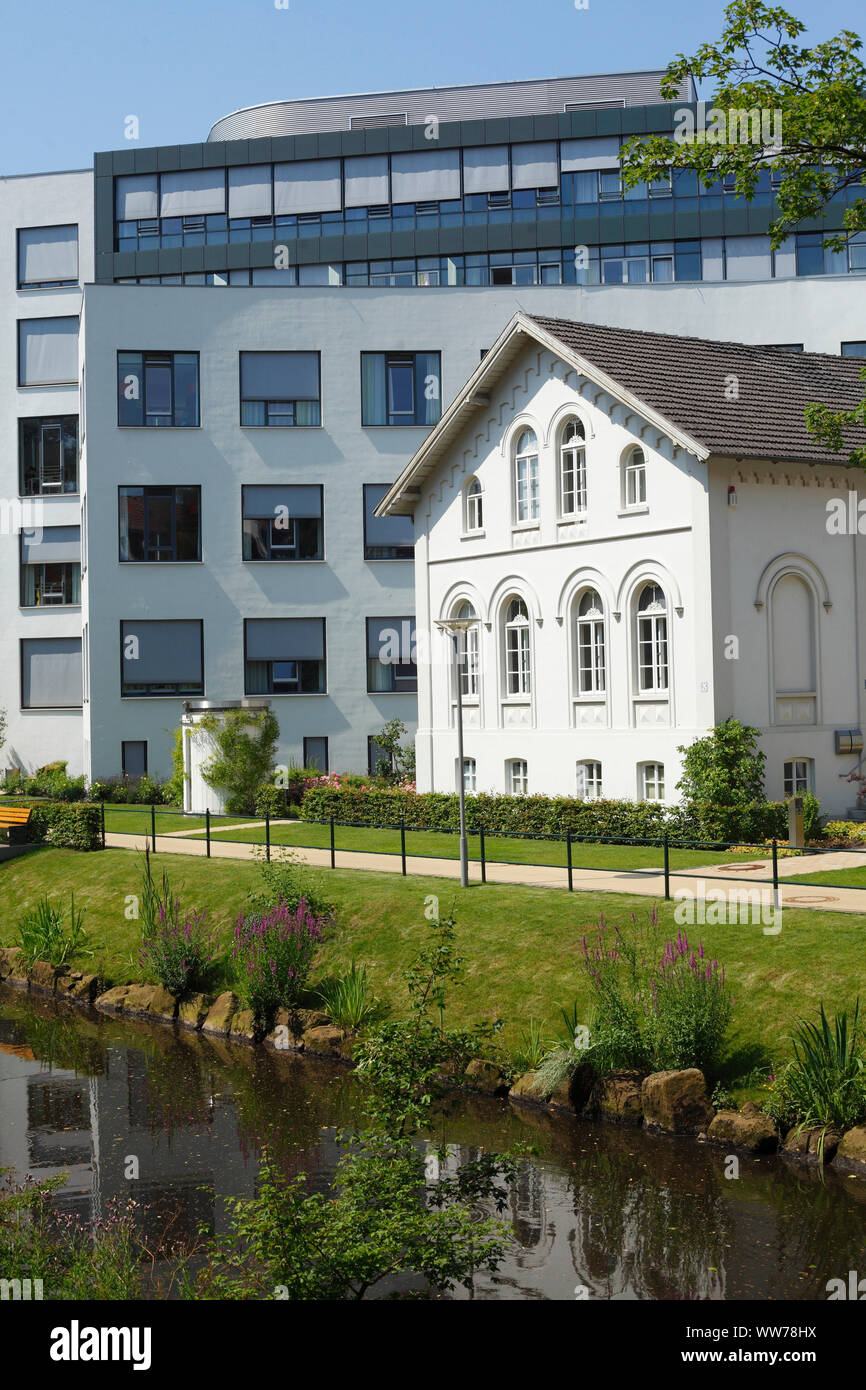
17;223;79;289
119;618;205;698
360;351;441;427
122;740;148;776
116;350;200;428
238;350;322;428
242;618;327;697
118;485;202;563
362;483;414;561
20;637;83;711
366;615;418;694
303;736;329;772
18;415;79;496
241;484;324;562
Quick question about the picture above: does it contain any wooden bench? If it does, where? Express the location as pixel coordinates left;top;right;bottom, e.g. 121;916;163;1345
0;806;32;844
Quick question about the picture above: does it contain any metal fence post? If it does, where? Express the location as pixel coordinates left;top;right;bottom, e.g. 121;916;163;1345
100;798;106;849
479;823;486;884
206;808;211;858
330;815;336;869
265;810;271;863
772;837;779;912
400;817;406;875
664;831;670;901
151;802;156;853
567;830;573;892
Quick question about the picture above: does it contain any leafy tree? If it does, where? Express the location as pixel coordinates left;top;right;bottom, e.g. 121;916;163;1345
677;717;767;807
198;708;279;814
619;0;866;464
371;717;415;782
0;707;6;756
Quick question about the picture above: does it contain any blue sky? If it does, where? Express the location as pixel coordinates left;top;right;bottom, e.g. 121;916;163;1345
1;0;862;175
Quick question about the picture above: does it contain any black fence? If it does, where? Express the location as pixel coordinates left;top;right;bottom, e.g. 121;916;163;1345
95;801;866;899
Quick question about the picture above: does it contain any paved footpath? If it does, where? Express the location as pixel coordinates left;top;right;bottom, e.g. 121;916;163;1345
102;830;866;915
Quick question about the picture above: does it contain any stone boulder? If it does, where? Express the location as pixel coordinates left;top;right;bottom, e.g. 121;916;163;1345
708;1110;779;1153
642;1069;713;1135
783;1125;841;1164
296;1008;331;1030
177;993;210;1029
122;984;178;1021
94;985;133;1014
508;1071;543;1103
301;1024;344;1056
57;972;100;1002
588;1071;644;1125
0;946;25;979
29;960;66;993
201;991;238;1035
264;1008;302;1051
229;1009;256;1042
465;1059;510;1096
833;1126;866;1175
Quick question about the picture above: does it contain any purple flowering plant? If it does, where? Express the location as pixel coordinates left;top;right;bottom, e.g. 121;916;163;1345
232;895;327;1025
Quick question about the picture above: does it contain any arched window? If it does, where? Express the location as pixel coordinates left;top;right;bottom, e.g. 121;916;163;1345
640;762;665;801
576;589;605;694
577;760;602;800
507;758;528;795
454;600;479;699
783;758;813;796
514;429;539;523
624;446;646;508
504;597;531;695
772;573;816;723
464;477;483;533
636;583;668;692
560;418;587;517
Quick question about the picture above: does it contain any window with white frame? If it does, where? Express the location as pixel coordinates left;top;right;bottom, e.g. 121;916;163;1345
464;477;483;532
504;597;531;696
623;446;647;508
514;429;539;523
640;762;665;801
463;757;477;793
636;584;668;692
508;759;528;795
559;418;587;517
455;601;479;698
783;758;813;796
576;589;605;694
576;760;603;800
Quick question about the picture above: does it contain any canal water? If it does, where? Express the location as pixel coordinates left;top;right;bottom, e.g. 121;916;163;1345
2;986;864;1301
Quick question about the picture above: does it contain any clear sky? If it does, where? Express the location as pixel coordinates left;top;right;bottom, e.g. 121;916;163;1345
1;0;862;175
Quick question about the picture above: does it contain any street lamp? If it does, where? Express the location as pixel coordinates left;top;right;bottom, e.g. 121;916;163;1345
435;617;478;888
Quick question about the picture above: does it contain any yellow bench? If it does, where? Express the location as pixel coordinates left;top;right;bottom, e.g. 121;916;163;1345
0;806;32;843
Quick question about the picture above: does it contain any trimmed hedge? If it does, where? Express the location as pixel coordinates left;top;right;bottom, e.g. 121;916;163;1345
4;801;103;851
298;786;803;844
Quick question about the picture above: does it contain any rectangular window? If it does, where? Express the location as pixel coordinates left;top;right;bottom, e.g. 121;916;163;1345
117;352;199;427
20;526;81;606
576;761;603;800
18;225;79;288
242;485;323;561
508;760;528;795
119;486;201;562
842;342;866;357
783;758;812;796
363;484;414;559
463;757;477;793
366;616;417;693
795;233;825;277
19;416;78;495
641;763;665;801
18;317;79;386
303;736;329;772
120;619;204;697
361;352;441;426
21;637;82;709
122;741;148;777
239;351;321;426
244;618;326;695
368;735;394;777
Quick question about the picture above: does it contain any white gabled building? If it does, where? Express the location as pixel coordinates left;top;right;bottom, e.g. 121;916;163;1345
379;312;866;816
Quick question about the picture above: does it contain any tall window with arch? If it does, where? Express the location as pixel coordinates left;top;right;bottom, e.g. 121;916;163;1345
623;446;646;508
454;601;479;699
513;428;539;523
464;476;483;533
559;417;587;517
462;757;477;793
504;597;531;696
772;572;817;724
576;760;603;800
576;588;605;694
508;759;528;795
636;583;668;692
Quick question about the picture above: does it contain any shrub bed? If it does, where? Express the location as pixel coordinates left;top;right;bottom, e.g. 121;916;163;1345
6;801;103;852
299;786;804;845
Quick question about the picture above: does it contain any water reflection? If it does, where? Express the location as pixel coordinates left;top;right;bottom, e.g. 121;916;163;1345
1;987;865;1301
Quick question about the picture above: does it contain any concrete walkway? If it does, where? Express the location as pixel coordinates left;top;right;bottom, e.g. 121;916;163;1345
101;830;866;915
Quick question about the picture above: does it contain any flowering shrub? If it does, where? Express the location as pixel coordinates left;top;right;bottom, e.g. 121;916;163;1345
232;896;327;1026
139;905;213;999
578;913;733;1077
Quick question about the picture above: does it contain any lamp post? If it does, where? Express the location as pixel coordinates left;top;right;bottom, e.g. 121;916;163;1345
435;617;477;889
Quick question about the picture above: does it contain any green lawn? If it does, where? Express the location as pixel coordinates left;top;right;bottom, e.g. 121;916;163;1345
786;864;866;889
178;817;765;873
1;847;863;1096
103;809;250;835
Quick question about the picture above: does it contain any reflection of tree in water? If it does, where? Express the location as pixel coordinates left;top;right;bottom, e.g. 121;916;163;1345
748;1161;866;1299
2;1006;107;1077
134;1037;218;1140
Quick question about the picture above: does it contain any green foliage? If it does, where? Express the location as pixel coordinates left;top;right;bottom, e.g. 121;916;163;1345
254;782;287;818
137;852;215;998
371;718;415;782
245;846;334;921
511;1017;551;1074
2;761;86;801
677;718;766;807
15;892;92;968
766;1002;866;1129
198;709;279;815
165;726;186;807
0;1169;142;1300
0;707;6;755
232;897;326;1024
316;961;380;1032
802;792;822;842
88;774;174;805
13;800;103;850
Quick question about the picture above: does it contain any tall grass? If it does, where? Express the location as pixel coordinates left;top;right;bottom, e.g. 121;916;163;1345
15;893;91;968
316;961;379;1032
769;1002;866;1130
